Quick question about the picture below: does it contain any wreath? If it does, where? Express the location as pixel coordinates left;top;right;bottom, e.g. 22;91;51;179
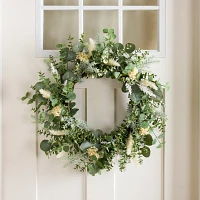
22;29;167;176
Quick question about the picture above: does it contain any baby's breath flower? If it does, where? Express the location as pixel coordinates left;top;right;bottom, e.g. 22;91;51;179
107;59;120;67
39;89;51;99
76;52;90;62
51;105;62;117
139;127;149;135
128;68;138;80
49;130;67;136
50;63;59;75
87;147;99;159
126;134;134;155
140;79;158;90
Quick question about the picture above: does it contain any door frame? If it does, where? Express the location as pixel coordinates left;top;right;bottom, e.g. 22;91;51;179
0;0;2;199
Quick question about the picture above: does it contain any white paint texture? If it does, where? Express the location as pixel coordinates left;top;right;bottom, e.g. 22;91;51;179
1;0;199;200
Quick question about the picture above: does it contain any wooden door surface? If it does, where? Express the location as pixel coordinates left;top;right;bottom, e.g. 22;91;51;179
1;0;199;200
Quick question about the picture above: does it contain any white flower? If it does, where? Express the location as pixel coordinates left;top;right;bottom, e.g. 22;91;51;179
128;67;138;80
50;63;59;75
125;83;132;94
138;84;156;97
56;151;67;158
49;130;67;136
39;89;51;99
126;134;134;155
107;59;120;67
140;79;158;90
88;38;96;56
64;80;68;85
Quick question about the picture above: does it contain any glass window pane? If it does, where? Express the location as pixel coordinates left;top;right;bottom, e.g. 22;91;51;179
123;0;158;6
123;11;158;50
83;11;118;41
43;11;78;50
84;0;117;5
83;10;118;39
44;0;78;5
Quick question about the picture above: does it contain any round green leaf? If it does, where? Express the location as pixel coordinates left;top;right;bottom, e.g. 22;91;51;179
63;146;70;152
142;146;151;157
40;140;51;152
67;92;76;100
144;134;153;146
72;42;84;52
93;129;103;137
152;89;163;102
112;43;124;51
125;43;136;53
34;82;45;90
66;51;76;61
62;71;75;81
80;141;93;151
121;84;129;93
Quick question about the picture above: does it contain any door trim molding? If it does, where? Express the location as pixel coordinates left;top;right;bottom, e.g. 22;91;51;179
0;0;2;199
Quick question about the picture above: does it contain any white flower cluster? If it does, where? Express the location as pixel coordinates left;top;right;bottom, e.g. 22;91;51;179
138;84;156;98
140;79;158;90
39;89;51;99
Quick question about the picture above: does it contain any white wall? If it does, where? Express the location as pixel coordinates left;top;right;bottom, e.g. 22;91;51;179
165;0;199;199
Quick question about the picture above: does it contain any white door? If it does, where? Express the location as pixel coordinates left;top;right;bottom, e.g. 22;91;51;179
1;0;199;200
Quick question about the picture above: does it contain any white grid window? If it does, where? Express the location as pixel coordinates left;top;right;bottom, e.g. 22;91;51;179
36;0;165;57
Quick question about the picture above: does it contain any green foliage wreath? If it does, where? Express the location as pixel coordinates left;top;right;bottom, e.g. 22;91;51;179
22;29;167;176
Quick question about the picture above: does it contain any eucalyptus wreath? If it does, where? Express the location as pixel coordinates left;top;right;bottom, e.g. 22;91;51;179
22;29;167;176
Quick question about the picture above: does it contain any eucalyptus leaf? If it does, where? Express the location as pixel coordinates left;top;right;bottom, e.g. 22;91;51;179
62;71;75;81
34;82;45;90
152;89;163;102
70;108;79;116
56;44;64;49
63;146;69;152
106;71;112;78
50;96;58;106
142;146;151;157
144;134;153;146
80;141;93;151
66;51;76;61
130;93;141;103
69;102;76;108
158;133;165;139
121;83;129;93
28;99;34;104
113;72;120;79
112;43;123;51
87;164;99;176
103;28;108;33
141;122;149;129
96;160;104;169
36;94;47;103
125;43;136;53
156;144;163;148
72;42;84;52
67;92;76;100
93;129;103;137
40;140;51;152
152;139;157;145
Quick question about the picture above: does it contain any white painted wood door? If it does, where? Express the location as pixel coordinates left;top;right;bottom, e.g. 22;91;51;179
1;0;199;200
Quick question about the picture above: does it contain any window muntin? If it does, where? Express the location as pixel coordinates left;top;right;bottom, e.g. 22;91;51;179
36;0;165;57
